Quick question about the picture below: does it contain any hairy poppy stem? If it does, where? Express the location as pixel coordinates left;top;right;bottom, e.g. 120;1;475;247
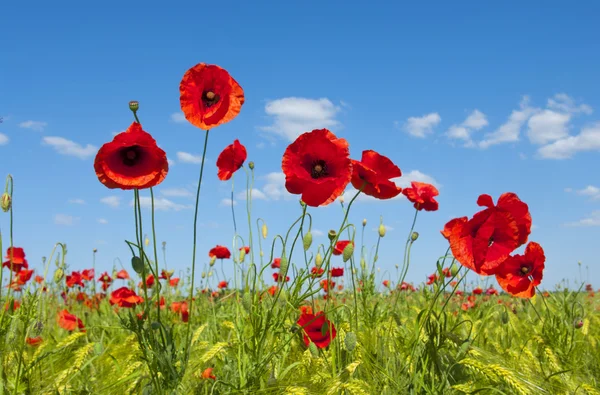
185;129;210;362
150;188;161;324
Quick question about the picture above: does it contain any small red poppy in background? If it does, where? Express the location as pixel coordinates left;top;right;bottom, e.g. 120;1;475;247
486;287;499;296
116;269;130;280
81;269;95;281
159;269;174;280
267;285;278;296
402;182;439;211
94;122;169;190
441;193;531;275
201;367;216;380
144;275;155;288
273;273;290;282
330;267;344;278
271;258;281;269
26;337;43;346
169;278;180;287
58;309;85;332
110;287;144;308
217;140;247;181
296;311;337;349
209;245;231;259
282;128;352;207
495;242;545;298
383;280;390;288
4;300;20;311
426;274;439;285
181;301;189;322
350;150;402;199
218;281;228;289
333;240;353;256
310;267;325;278
2;247;28;272
472;287;483;295
320;279;335;292
179;63;245;131
299;305;313;315
16;269;34;285
66;271;84;288
34;275;44;284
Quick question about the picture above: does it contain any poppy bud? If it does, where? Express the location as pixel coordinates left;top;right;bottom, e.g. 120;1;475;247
279;255;289;276
574;319;584;329
260;251;264;257
209;256;216;267
208;271;213;277
360;257;366;271
342;243;354;262
411;232;419;242
131;256;144;274
248;161;254;170
93;248;98;253
1;193;11;212
362;219;367;227
308;341;319;357
315;252;323;268
144;237;150;247
378;220;386;238
242;293;252;310
303;231;312;251
54;268;64;283
501;311;509;324
345;331;357;351
450;263;459;277
129;100;139;112
239;249;246;262
201;271;206;279
328;230;337;241
262;223;268;239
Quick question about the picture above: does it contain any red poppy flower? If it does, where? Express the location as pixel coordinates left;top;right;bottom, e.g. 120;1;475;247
209;245;231;259
26;337;43;346
66;271;84;288
296;311;337;349
99;272;113;283
181;301;189;322
94;122;169;190
299;305;313;315
267;285;278;296
239;246;250;254
333;240;353;256
271;258;281;269
2;247;28;272
350;150;402;199
282;129;352;207
441;193;532;275
310;267;325;278
426;274;439;285
217;140;247;181
110;287;144;308
402;182;439;211
159;269;174;280
486;287;499;296
57;309;85;332
169;278;180;287
34;275;44;284
179;63;245;131
272;272;290;282
116;269;130;280
495;242;545;298
16;269;33;285
218;281;228;289
81;269;95;281
330;267;344;277
201;367;216;380
383;280;390;288
320;279;335;292
472;287;483;295
145;274;155;288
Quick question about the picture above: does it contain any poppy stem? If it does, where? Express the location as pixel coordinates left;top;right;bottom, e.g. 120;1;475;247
150;188;161;324
185;129;210;362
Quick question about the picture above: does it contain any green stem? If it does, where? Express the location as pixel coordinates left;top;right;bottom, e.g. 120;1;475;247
150;188;161;323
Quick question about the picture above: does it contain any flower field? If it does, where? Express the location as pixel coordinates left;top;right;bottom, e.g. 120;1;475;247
1;63;599;395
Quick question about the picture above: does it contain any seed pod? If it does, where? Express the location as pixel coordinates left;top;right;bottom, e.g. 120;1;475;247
248;161;255;170
342;243;354;262
345;331;357;351
308;341;319;357
328;230;337;241
129;100;139;112
131;256;144;274
303;231;313;251
362;218;367;227
501;311;509;324
411;232;419;241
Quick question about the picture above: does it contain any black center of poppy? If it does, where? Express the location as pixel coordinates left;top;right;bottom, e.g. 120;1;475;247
202;90;220;107
520;265;531;275
121;146;142;167
311;160;328;179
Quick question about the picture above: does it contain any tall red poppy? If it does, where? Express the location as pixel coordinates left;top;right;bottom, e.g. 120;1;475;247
209;245;231;259
110;287;144;308
179;63;245;130
94;122;168;190
66;271;85;288
495;242;545;298
2;247;28;272
81;269;95;281
217;140;247;181
296;311;337;348
350;150;402;199
282;129;352;207
402;182;439;211
330;267;344;277
57;309;85;332
441;193;531;275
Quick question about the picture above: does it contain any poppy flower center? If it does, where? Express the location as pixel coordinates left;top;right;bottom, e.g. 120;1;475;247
520;265;531;275
121;146;142;167
202;90;220;107
311;160;328;179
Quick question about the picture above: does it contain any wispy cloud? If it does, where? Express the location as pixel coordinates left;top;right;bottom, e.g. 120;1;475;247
42;136;97;159
0;133;9;145
479;96;535;149
134;197;192;211
19;120;47;132
398;113;441;138
564;211;600;227
259;97;342;141
446;109;488;146
170;112;186;123
220;198;237;207
100;196;121;208
568;185;600;201
537;122;600;159
68;198;86;205
176;152;204;164
97;218;108;224
54;214;78;226
159;187;193;198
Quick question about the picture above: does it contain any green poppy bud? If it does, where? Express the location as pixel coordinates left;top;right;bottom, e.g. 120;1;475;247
303;231;313;251
342;243;354;262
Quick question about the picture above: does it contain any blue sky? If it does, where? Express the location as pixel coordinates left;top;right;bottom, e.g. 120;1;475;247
1;1;599;291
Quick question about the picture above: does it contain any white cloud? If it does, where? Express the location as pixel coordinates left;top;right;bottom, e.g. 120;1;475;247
564;187;573;193
68;199;85;205
259;97;342;141
311;229;325;237
97;218;108;224
547;93;592;115
564;211;600;227
42;136;97;159
170;112;186;123
0;133;9;145
176;151;204;164
537;122;600;159
220;198;237;207
236;188;268;201
527;110;571;145
576;185;600;200
100;196;121;208
479;96;536;149
262;172;292;201
446;109;488;145
134;197;192;211
394;170;441;189
159;188;193;198
400;113;441;138
54;214;78;226
19;120;47;132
